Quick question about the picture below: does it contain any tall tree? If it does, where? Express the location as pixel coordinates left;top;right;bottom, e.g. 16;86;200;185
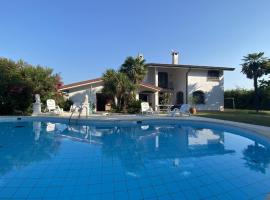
20;65;63;103
102;55;147;112
0;58;32;114
0;57;63;115
120;56;147;86
102;69;134;111
259;65;270;89
241;52;270;112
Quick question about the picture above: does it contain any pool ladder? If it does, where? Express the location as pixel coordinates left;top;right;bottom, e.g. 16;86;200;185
68;105;89;125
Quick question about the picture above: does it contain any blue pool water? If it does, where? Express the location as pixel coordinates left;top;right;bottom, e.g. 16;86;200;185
0;120;270;200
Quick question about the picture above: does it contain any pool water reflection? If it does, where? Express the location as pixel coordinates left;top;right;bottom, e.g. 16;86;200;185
0;121;270;199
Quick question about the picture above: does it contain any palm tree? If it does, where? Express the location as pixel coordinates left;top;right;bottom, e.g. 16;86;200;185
120;56;147;86
102;69;134;111
102;55;147;112
242;142;270;173
241;52;270;112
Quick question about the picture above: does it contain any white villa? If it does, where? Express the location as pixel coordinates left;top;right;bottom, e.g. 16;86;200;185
59;52;234;111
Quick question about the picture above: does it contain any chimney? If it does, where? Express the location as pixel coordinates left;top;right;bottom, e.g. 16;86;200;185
171;51;179;64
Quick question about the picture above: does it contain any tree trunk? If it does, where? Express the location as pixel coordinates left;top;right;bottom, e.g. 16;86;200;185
254;76;259;113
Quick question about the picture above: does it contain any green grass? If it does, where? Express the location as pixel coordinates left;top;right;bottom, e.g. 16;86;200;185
196;109;270;127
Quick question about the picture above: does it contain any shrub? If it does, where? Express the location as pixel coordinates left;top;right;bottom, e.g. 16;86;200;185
224;88;270;110
127;100;142;114
58;99;73;112
0;57;63;115
260;87;270;110
225;89;255;109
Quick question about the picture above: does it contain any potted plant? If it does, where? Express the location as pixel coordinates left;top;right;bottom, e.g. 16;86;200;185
188;96;199;114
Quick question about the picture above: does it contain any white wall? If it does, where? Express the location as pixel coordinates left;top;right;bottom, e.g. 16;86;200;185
188;70;224;110
67;82;104;110
144;66;224;110
144;67;187;104
144;67;155;85
173;69;187;103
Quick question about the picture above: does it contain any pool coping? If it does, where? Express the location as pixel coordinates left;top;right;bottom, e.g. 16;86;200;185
0;114;269;139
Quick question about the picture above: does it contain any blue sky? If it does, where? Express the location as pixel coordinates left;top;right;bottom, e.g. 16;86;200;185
0;0;270;89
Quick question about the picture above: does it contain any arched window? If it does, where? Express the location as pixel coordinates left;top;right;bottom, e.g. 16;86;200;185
192;91;205;104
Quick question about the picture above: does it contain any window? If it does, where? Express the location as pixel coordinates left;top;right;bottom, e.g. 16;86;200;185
158;72;168;88
207;70;220;81
192;91;205;104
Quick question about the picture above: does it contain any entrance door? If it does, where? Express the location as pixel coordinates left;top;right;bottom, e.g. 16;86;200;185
139;93;148;102
96;93;108;111
176;91;184;105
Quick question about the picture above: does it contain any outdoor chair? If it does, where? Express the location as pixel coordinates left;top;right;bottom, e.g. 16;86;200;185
46;99;63;114
141;102;154;115
169;104;191;117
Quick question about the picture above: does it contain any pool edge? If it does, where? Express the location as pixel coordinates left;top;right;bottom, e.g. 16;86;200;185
0;115;269;139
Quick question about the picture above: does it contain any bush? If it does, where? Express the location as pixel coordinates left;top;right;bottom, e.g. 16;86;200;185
2;80;33;115
127;100;142;114
58;99;73;112
260;87;270;110
225;89;255;109
0;57;63;115
225;88;270;110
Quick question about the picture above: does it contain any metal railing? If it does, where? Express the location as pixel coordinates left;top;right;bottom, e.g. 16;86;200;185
68;105;89;125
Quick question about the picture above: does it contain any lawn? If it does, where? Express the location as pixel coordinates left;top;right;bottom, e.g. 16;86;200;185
196;109;270;127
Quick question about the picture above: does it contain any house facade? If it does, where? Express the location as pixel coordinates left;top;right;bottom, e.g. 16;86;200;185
59;52;234;111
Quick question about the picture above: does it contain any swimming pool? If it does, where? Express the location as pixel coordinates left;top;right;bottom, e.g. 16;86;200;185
0;118;270;199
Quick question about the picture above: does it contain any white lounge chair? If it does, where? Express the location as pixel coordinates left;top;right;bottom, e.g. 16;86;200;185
46;122;56;132
46;99;63;114
180;104;191;116
169;104;191;117
141;102;154;115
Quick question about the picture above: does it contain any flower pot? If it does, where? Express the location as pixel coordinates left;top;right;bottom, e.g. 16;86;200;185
190;107;196;114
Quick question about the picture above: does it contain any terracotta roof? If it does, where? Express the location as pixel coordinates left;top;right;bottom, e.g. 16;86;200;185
146;63;235;71
60;78;161;92
140;83;161;91
60;78;103;90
